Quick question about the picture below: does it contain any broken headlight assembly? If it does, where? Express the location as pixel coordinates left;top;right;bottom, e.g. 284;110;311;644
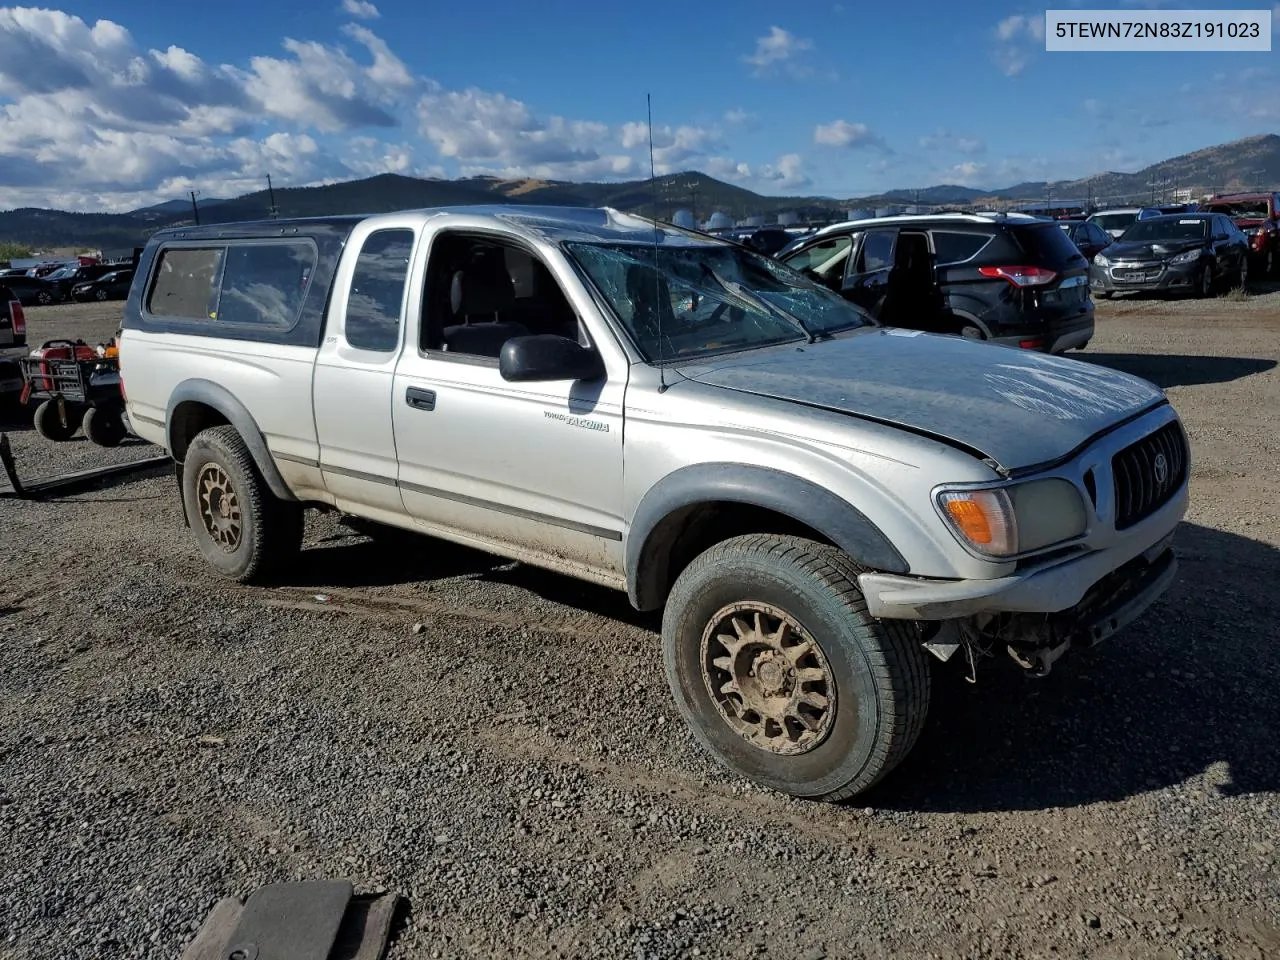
933;477;1089;560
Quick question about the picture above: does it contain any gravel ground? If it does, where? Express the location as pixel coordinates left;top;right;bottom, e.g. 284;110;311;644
1;291;1278;960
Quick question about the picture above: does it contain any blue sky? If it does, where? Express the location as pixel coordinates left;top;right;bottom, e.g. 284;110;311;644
0;0;1275;211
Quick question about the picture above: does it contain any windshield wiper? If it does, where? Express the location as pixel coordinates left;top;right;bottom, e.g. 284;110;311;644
698;264;817;344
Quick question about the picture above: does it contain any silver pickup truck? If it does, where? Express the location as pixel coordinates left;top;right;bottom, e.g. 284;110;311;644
118;206;1189;801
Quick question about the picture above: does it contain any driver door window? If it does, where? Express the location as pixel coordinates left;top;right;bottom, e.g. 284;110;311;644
841;229;896;318
782;235;853;289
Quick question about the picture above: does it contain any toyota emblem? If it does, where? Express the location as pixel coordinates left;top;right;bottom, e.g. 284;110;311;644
1153;452;1169;486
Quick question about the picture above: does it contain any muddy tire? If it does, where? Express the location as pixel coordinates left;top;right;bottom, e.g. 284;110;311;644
662;534;931;802
182;424;304;583
81;406;127;447
32;399;81;441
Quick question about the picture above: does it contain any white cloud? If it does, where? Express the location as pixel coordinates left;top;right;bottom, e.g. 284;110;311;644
705;152;811;192
241;30;415;133
417;85;634;180
617;121;722;173
0;7;817;210
992;13;1044;76
340;0;380;18
744;26;814;78
0;7;423;209
813;120;878;148
945;161;988;186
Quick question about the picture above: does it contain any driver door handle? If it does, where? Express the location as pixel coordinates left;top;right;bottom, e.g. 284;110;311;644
406;387;436;411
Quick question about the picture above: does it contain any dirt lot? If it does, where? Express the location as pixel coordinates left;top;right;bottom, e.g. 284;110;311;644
2;292;1278;960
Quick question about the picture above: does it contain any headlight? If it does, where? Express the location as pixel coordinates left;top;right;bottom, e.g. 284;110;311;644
1170;249;1201;265
1094;254;1110;267
935;478;1088;558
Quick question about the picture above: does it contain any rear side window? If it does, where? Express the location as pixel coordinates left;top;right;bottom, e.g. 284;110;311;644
1013;225;1085;265
217;242;316;327
345;229;414;352
148;247;224;320
931;231;989;265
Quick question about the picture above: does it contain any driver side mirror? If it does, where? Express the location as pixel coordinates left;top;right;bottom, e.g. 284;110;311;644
499;334;604;383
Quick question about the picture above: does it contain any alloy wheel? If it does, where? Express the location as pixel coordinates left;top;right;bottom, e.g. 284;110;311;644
197;463;243;551
700;601;836;756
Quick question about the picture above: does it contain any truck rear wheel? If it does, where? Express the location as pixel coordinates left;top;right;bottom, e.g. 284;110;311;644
662;534;931;802
81;406;126;447
182;425;304;583
32;399;81;442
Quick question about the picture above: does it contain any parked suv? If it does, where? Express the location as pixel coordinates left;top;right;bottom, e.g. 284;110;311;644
775;213;1094;354
119;206;1187;802
1202;192;1280;278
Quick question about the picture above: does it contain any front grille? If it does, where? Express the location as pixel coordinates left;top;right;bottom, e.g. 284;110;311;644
1111;420;1188;530
1112;265;1163;282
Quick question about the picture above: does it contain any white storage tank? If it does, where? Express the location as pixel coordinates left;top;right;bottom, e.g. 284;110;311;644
671;209;695;229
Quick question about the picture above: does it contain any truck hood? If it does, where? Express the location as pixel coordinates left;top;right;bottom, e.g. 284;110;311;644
674;329;1166;472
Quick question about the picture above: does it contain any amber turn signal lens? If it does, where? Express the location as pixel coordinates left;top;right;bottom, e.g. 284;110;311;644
944;497;993;544
936;488;1018;556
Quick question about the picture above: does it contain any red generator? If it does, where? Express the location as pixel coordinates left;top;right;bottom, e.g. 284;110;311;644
18;338;129;446
26;339;98;394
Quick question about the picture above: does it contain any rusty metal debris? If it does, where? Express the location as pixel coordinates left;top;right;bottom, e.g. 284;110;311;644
0;431;169;500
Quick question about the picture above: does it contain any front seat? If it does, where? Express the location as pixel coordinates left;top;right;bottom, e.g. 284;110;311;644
441;253;530;357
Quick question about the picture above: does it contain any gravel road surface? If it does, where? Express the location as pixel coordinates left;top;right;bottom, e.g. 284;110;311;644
2;291;1278;959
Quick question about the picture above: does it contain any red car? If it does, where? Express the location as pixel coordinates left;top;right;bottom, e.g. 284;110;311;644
1202;192;1280;278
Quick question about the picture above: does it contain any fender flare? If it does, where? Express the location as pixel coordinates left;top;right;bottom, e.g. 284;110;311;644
625;462;908;611
165;378;297;502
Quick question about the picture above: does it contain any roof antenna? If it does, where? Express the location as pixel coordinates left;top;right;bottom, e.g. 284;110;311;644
647;93;668;393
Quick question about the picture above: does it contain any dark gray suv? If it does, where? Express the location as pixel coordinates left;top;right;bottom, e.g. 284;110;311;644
776;213;1095;354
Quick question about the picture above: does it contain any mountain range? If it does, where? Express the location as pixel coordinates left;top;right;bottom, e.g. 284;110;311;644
2;133;1277;251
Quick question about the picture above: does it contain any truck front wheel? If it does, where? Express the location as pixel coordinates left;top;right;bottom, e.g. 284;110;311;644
662;534;931;802
182;425;304;583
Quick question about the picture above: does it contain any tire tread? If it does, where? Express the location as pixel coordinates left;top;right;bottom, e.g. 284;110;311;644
184;424;303;583
666;533;931;802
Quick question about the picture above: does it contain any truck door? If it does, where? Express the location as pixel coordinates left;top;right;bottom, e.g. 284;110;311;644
841;228;897;319
391;230;627;580
312;219;419;518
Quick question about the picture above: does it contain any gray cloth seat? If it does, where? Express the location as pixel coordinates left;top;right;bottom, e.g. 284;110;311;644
441;259;529;357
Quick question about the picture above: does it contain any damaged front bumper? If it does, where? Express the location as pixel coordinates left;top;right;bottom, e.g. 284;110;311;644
861;532;1179;676
998;542;1177;675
